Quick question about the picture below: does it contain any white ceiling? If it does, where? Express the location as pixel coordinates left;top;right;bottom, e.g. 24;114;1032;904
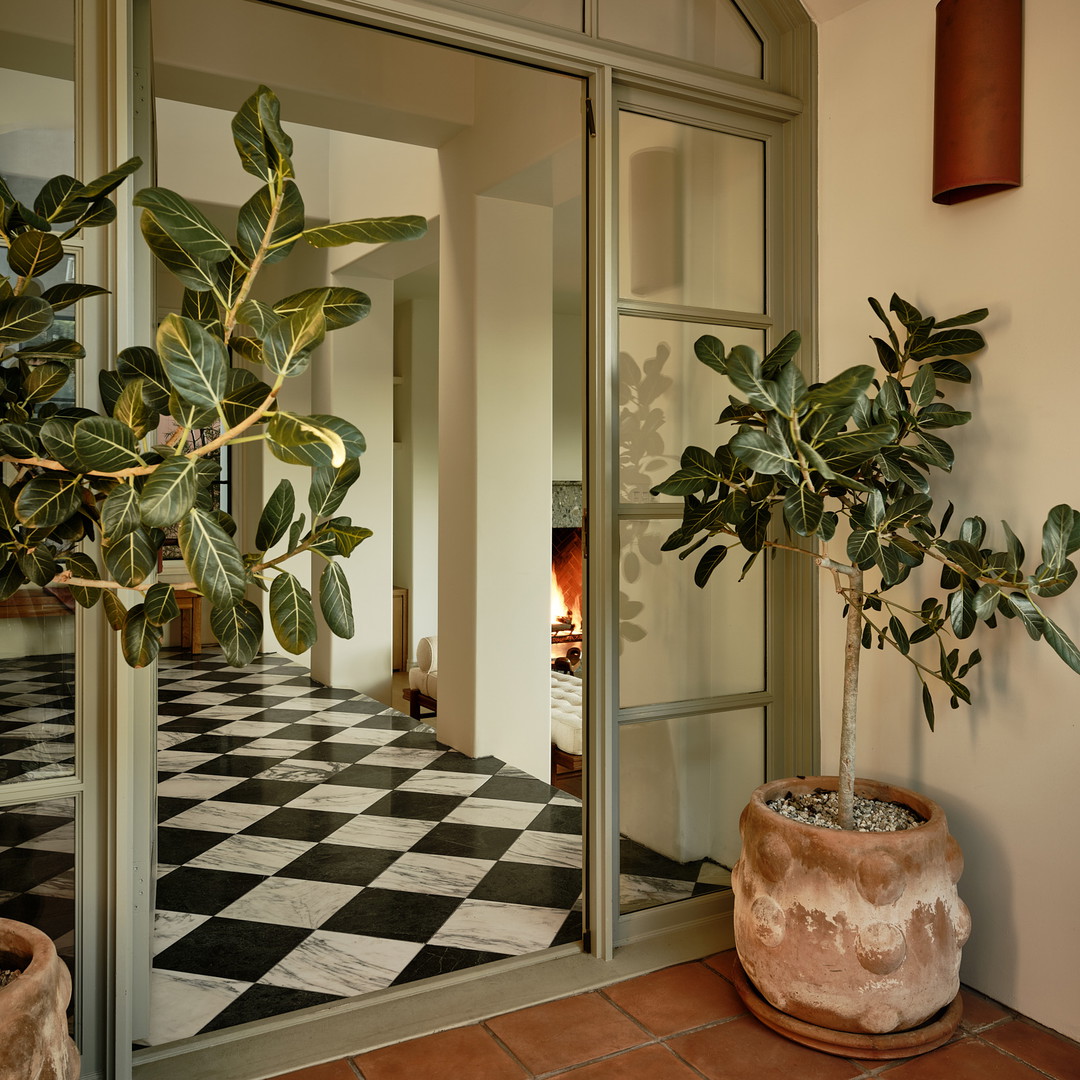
799;0;875;22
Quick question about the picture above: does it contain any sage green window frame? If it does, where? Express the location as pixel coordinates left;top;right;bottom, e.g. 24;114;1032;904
64;2;815;1077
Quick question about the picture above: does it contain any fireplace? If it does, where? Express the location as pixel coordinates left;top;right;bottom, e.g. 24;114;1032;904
551;482;583;655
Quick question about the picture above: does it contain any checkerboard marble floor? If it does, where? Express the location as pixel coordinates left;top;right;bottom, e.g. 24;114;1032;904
0;652;76;785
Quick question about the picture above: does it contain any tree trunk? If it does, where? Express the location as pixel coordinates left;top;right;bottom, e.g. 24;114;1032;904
837;566;864;830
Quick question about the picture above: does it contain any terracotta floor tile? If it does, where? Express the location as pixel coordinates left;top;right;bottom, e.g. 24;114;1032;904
958;988;1012;1032
981;1019;1080;1080
702;949;740;984
486;992;650;1074
352;1024;527;1080
549;1043;705;1079
602;962;745;1036
667;1015;862;1080
273;1063;357;1080
880;1037;1045;1079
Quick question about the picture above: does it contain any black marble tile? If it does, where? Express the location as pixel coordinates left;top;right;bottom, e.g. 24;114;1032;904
619;835;701;882
552;908;583;947
190;754;286;778
361;789;465;822
0;811;67;847
289;742;377;764
0;893;75;941
262;722;350;742
157;712;230;728
276;843;400;887
391;944;512;985
241;808;355;843
0;848;74;893
411;822;521;862
471;774;558;804
219;778;317;807
153;916;310;981
157;826;224;866
321;763;418;790
525;802;583;835
155;867;264;915
157;797;201;823
163;734;258;754
469;861;583;910
416;752;503;776
199;982;344;1033
320;887;461;942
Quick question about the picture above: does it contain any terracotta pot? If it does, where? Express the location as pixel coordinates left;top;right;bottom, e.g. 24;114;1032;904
0;919;80;1080
732;776;969;1046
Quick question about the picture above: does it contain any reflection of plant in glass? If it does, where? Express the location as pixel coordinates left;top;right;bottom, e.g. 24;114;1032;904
0;86;426;667
619;343;674;503
654;299;1080;828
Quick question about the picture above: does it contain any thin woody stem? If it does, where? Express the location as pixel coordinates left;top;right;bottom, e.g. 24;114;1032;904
838;565;864;830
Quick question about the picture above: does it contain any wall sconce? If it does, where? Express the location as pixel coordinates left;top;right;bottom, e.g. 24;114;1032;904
932;0;1022;205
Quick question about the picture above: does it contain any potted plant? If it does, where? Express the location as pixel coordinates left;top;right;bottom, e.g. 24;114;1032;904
0;85;425;665
651;299;1080;1056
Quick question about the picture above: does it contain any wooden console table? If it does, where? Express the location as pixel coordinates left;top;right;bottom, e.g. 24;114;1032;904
174;590;203;654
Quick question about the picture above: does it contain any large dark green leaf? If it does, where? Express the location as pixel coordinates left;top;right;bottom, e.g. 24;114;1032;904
928;358;971;383
34;174;88;222
112;377;157;439
847;528;880;567
1030;560;1076;598
319;562;354;638
121;605;162;668
140;212;222;293
782;485;824;536
729;429;795;476
8;230;64;278
1007;592;1044;640
274;287;371;331
889;294;923;329
725;346;784;413
267;414;365;468
764;330;802;373
917;404;971;429
103;525;157;587
302;215;427;248
0;556;26;600
168;391;217;431
910;364;936;410
694;335;726;374
73;416;144;471
178;508;245;609
262;307;326;378
64;551;102;608
256;479;295;551
693;544;728;588
308;459;361;518
804;365;875;410
24;362;72;405
948;587;977;639
18;547;57;587
0;296;53;343
934;307;989;329
236;181;304;265
0;422;41;458
14;476;81;528
222;370;275;428
144;581;181;626
101;589;126;630
100;483;141;539
269;571;317;654
911;328;985;359
1041;504;1076;572
61;196;117;237
133;187;233;264
211;599;264;665
815;420;899;471
1040;611;1080;675
325;519;372;557
81;156;142;198
237;299;279;337
157;313;228;408
231;86;293;183
140;456;199;527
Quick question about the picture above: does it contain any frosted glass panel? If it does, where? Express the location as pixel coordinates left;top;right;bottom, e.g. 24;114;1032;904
618;709;763;912
600;0;762;77
464;0;583;31
619;112;764;312
620;518;765;706
619;316;764;504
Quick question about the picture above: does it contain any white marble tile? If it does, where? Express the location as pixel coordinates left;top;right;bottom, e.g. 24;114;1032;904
241;684;314;698
161;800;277;834
368;851;494;898
186;834;314;875
430;899;569;955
698;862;733;887
296;711;370;727
147;968;251;1045
285;784;387;815
0;722;71;739
260;697;338;712
3;742;75;762
182;705;268;721
255;760;351;783
396;770;489;796
159;678;227;691
20;821;75;852
217;876;361;929
323;815;437;851
153;910;210;955
156;863;179;880
0;763;73;781
551;792;582;807
260;931;421;998
233;738;317;756
156;750;220;773
164;691;237;705
323;728;401;746
443;798;545;831
156;773;243;800
0;708;72;724
29;869;75;898
203;720;292;737
157;730;197;751
619;874;695;912
359;746;445;770
502;831;582;869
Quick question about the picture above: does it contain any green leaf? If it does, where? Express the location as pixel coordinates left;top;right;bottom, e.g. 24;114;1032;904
918;404;971;429
168;390;217;432
1030;560;1076;598
934;307;988;329
763;330;802;373
231;85;294;183
211;599;264;665
23;362;72;405
73;416;144;471
8;230;64;278
302;215;428;248
0;296;53;343
140;456;200;527
889;293;923;329
121;605;161;668
693;544;728;588
288;513;306;552
1008;592;1044;640
871;336;899;374
693;335;726;373
948;587;976;639
182;287;222;332
921;683;935;731
847;528;879;566
132;187;233;264
262;307;326;378
1041;504;1075;571
0;556;27;600
319;562;355;638
725;346;785;413
325;519;372;557
269;571;317;654
101;483;141;539
144;581;180;626
60;196;117;237
267;414;365;468
237;299;279;337
156;313;229;408
928;358;971;383
80;156;142;199
34;174;89;222
103;526;156;587
910;364;936;410
17;547;57;587
889;615;910;654
730;428;795;475
1040;612;1080;675
222;370;274;427
237;182;304;266
309;459;361;519
815;420;899;470
256;479;295;551
973;583;1002;620
783;486;824;536
911;328;985;359
116;346;170;411
14;477;81;528
804;365;875;410
179;508;246;609
101;589;126;629
274;286;371;331
140;211;222;293
1000;519;1025;573
64;551;102;608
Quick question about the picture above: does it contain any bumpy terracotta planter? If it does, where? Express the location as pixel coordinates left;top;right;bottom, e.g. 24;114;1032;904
732;776;969;1056
0;920;79;1080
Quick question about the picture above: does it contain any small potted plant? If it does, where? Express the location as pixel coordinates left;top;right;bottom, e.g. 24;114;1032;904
651;297;1080;1056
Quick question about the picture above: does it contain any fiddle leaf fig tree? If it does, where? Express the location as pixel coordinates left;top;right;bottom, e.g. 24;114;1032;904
652;296;1080;829
0;86;426;668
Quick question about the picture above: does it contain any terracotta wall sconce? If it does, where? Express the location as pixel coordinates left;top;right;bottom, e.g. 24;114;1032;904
933;0;1023;205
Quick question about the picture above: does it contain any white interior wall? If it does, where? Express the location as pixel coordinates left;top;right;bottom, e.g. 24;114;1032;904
812;0;1080;1038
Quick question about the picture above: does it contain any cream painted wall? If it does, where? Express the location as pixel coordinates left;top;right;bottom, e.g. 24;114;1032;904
816;0;1080;1038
